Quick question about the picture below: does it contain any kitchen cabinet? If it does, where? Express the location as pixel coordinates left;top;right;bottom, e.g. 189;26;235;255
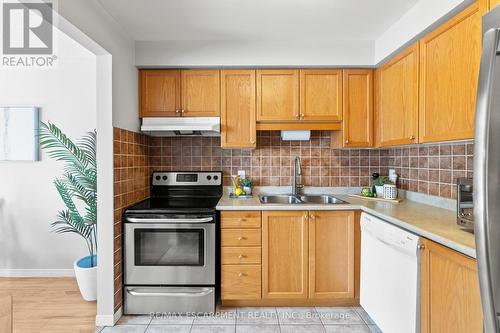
220;70;256;148
420;238;483;333
331;69;373;148
256;69;299;122
309;210;355;299
222;210;359;306
300;69;343;121
418;1;484;143
140;70;181;117
139;69;220;117
375;43;419;147
181;70;220;116
221;211;262;300
262;211;308;299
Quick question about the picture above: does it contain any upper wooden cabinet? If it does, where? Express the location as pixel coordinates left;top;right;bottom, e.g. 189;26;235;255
375;44;419;147
421;239;483;333
256;70;299;122
139;69;220;117
262;211;308;299
300;69;343;121
220;70;256;148
418;1;483;143
140;70;181;117
332;69;373;148
309;211;355;299
181;70;220;116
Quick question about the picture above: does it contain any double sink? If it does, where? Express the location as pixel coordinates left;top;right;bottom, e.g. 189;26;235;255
259;194;348;205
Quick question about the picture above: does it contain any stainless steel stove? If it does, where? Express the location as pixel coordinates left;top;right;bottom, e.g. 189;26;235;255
123;171;222;314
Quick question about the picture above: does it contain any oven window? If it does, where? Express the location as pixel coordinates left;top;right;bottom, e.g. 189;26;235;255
134;229;204;266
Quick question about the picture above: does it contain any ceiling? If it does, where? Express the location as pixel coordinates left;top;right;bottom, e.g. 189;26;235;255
96;0;419;41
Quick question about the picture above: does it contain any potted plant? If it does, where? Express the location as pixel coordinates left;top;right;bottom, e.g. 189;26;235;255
240;178;253;195
39;122;97;301
373;176;393;197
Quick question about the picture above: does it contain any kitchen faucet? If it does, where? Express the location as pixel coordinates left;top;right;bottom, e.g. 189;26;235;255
292;156;303;196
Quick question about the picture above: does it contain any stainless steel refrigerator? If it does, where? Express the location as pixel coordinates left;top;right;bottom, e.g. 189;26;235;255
474;5;500;333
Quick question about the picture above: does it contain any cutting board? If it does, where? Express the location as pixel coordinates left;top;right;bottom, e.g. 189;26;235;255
347;194;403;203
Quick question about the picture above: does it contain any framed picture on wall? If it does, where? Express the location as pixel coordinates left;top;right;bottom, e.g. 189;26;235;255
0;107;40;161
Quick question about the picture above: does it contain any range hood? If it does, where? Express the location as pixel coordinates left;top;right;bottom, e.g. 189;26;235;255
141;117;221;137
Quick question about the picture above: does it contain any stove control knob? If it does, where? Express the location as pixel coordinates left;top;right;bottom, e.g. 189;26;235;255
162;176;168;180
213;175;219;180
207;175;212;180
155;175;161;180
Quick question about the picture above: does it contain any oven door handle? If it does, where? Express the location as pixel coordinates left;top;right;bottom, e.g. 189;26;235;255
127;288;214;297
125;217;213;223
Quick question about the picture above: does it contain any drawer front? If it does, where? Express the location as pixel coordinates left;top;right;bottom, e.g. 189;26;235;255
221;265;261;300
221;229;261;247
221;211;261;229
221;247;262;265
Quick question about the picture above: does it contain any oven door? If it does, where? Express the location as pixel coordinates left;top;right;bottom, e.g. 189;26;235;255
124;216;215;285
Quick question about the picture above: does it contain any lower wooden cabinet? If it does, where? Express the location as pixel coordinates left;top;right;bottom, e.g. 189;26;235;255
420;238;483;333
262;211;309;299
309;210;355;299
221;210;359;306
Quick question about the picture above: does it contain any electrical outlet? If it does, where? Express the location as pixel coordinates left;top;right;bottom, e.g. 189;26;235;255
238;170;246;179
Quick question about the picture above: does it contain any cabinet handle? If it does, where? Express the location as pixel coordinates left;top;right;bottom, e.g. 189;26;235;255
303;215;309;219
345;140;349;144
238;272;246;277
300;113;305;119
238;236;245;241
417;244;425;250
238;255;245;259
409;135;415;140
181;109;185;114
175;109;180;114
295;114;300;119
309;214;316;219
250;140;256;144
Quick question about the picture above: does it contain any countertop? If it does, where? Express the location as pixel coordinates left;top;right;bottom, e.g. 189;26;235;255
216;187;476;258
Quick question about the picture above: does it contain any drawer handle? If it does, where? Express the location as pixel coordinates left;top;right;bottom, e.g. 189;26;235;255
238;218;247;222
238;254;245;259
238;272;246;277
238;236;246;241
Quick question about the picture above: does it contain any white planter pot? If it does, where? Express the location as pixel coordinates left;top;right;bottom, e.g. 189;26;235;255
243;186;252;195
74;255;97;301
375;186;384;197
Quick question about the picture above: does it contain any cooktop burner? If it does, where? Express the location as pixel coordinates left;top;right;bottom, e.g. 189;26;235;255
124;171;223;215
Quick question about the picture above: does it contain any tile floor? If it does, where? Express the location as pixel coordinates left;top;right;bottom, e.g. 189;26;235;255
96;307;383;333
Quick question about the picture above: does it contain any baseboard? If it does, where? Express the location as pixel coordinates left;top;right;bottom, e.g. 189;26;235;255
0;269;75;277
95;307;122;327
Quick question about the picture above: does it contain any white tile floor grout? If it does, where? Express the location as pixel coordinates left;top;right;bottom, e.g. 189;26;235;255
97;306;383;333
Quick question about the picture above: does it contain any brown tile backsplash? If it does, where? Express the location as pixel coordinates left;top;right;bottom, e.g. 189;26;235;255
112;127;473;311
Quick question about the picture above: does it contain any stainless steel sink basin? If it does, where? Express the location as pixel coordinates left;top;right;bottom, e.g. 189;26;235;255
259;195;347;205
259;195;303;204
299;195;347;204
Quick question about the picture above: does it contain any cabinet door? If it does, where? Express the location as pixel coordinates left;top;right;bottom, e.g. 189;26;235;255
342;69;374;147
262;211;308;299
419;1;484;143
181;70;220;116
300;69;343;121
421;239;483;333
309;211;355;299
220;70;256;148
375;44;419;147
256;70;299;121
140;70;181;117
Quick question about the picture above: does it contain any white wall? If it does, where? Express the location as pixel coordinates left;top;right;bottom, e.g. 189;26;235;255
135;40;374;67
0;31;96;275
58;0;139;132
374;0;474;64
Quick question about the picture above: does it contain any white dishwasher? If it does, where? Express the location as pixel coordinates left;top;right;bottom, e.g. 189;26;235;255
360;213;421;333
